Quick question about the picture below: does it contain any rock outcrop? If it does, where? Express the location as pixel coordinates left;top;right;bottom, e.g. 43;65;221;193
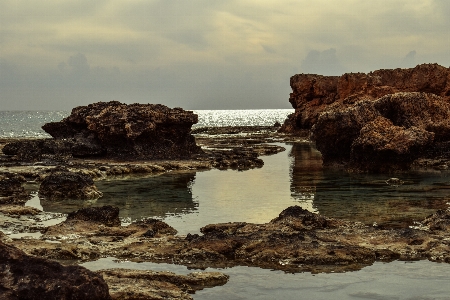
43;101;202;159
280;63;450;132
3;101;203;161
0;239;111;299
311;92;450;171
38;168;103;200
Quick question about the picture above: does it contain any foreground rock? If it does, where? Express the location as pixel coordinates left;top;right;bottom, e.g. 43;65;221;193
10;205;450;274
0;237;111;299
281;63;450;132
99;269;228;300
38;168;103;200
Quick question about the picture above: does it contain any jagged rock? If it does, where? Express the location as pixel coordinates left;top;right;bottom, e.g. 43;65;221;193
311;92;450;171
0;240;111;299
280;63;450;132
38;168;103;200
41;101;202;159
0;172;30;204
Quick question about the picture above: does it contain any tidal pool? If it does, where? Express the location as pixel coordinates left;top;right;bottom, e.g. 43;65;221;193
33;142;450;234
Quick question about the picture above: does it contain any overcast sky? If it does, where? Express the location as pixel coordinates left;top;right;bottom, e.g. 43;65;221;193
1;0;449;110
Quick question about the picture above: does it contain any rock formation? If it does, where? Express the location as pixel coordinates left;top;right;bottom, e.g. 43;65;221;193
38;168;103;200
0;238;111;299
311;92;450;171
3;101;203;161
43;101;202;159
280;64;450;171
280;63;450;132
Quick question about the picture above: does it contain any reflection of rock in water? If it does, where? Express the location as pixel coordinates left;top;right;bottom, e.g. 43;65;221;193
40;171;197;220
289;142;449;227
289;142;323;212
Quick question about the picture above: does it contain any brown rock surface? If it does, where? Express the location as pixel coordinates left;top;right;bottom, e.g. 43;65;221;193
0;172;30;204
281;63;450;132
0;240;111;299
311;92;450;171
38;168;103;200
42;101;202;159
98;269;229;300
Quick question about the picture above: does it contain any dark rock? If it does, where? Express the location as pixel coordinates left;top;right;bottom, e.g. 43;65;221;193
66;206;121;227
0;172;30;204
311;92;450;171
42;101;203;159
38;168;102;200
0;240;111;299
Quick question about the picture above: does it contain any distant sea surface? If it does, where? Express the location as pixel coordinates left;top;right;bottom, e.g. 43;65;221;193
0;109;293;138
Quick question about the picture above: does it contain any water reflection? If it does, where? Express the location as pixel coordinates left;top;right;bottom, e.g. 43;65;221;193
289;142;450;227
40;172;198;220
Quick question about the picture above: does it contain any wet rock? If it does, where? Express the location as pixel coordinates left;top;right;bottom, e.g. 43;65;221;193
312;92;450;171
0;172;30;204
42;101;203;159
0;240;111;299
419;209;450;231
66;206;121;227
38;168;103;200
281;63;450;132
98;269;229;300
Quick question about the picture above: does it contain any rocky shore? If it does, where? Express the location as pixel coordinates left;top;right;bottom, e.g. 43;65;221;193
3;65;450;298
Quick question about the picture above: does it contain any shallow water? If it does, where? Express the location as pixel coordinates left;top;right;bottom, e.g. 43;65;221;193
32;142;450;234
82;258;450;300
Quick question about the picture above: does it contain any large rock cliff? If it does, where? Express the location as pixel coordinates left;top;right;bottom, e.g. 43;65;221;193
280;63;450;132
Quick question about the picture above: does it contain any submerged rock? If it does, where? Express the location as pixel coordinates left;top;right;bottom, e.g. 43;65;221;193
0;240;111;299
38;168;103;200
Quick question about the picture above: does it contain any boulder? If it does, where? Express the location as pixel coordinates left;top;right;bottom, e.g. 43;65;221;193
311;92;450;171
0;240;111;299
42;101;202;159
66;206;121;227
38;168;103;200
280;63;450;132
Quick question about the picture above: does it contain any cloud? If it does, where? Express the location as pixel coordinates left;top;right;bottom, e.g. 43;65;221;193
300;49;346;75
1;1;450;110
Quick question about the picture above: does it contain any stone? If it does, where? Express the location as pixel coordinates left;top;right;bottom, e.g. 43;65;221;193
0;240;111;299
281;63;450;132
42;101;203;159
38;168;103;200
311;92;450;171
66;206;121;227
0;172;30;205
98;269;229;300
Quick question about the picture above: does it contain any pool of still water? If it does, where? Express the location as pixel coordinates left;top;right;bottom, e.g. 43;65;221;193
27;142;450;299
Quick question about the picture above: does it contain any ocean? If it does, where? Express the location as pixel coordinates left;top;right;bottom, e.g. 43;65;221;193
0;109;293;138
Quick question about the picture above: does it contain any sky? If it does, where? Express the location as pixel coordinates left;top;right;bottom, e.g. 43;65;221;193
1;0;449;111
